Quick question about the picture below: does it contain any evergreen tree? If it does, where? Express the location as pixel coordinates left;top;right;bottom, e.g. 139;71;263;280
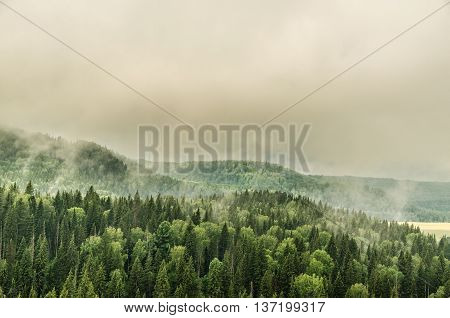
155;222;172;260
16;244;33;297
60;270;77;298
218;223;229;261
29;286;38;298
77;268;98;298
25;181;34;196
398;251;414;297
208;258;224;298
144;256;155;297
173;256;200;298
34;235;49;296
184;222;197;266
128;257;145;297
154;261;170;298
192;209;201;226
333;271;346;297
260;270;274;297
44;288;57;298
107;269;126;298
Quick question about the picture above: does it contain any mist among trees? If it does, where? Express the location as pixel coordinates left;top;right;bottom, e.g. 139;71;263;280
0;183;448;298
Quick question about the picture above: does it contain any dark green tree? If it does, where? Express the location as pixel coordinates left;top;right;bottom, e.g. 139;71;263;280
154;261;170;298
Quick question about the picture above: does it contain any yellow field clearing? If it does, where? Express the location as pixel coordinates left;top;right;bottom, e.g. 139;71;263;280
406;222;450;240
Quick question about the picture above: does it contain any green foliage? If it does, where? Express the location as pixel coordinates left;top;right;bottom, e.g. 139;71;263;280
346;283;369;298
307;250;334;277
44;288;57;298
429;286;446;298
77;268;98;298
60;270;77;298
0;185;448;298
74;142;127;179
290;274;326;297
1;128;450;222
208;258;224;298
128;257;145;297
372;265;402;298
107;269;126;298
154;261;170;298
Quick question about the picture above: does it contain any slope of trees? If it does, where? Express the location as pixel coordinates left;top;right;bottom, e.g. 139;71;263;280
0;182;448;298
1;128;450;222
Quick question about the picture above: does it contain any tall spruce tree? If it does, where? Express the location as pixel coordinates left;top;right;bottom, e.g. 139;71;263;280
154;261;170;298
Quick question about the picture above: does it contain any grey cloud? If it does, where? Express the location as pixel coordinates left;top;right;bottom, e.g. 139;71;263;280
0;0;449;181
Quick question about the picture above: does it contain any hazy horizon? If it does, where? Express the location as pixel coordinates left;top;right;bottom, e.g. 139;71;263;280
1;0;449;182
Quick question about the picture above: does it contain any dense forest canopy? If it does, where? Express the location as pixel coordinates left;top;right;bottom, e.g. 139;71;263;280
1;128;450;221
0;183;448;298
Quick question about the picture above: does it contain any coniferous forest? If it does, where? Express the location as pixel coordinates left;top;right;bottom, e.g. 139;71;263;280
2;128;450;223
0;182;448;298
2;0;450;309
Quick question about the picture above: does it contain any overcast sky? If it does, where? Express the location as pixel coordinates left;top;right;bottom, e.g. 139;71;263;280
1;0;449;181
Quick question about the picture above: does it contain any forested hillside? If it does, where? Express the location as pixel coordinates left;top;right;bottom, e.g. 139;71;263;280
0;128;188;196
163;161;450;221
0;183;449;298
1;128;450;221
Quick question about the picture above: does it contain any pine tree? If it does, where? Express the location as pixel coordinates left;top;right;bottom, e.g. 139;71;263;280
218;223;229;261
221;251;233;297
436;254;447;287
25;181;34;196
277;239;299;296
154;261;170;298
155;222;171;260
29;286;38;298
54;235;79;289
184;222;197;267
44;288;57;298
91;262;106;297
192;209;201;226
416;262;427;298
144;256;155;297
398;251;414;297
107;269;125;298
34;235;49;296
202;209;210;223
60;270;77;298
208;258;224;298
34;200;45;238
333;271;346;297
260;270;274;297
77;268;98;298
16;244;34;297
326;234;338;261
179;257;200;298
128;257;145;297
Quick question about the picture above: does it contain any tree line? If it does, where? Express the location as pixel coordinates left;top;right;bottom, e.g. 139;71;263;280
0;182;448;298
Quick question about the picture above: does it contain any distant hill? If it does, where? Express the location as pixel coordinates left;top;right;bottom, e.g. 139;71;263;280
161;161;450;221
1;128;449;221
0;128;186;195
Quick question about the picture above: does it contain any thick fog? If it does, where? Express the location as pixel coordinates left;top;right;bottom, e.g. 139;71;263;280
1;0;449;181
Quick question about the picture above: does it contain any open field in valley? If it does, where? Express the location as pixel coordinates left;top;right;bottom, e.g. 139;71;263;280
407;222;450;240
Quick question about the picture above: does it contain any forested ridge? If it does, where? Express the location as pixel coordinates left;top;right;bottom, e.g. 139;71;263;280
0;182;448;298
1;128;450;221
